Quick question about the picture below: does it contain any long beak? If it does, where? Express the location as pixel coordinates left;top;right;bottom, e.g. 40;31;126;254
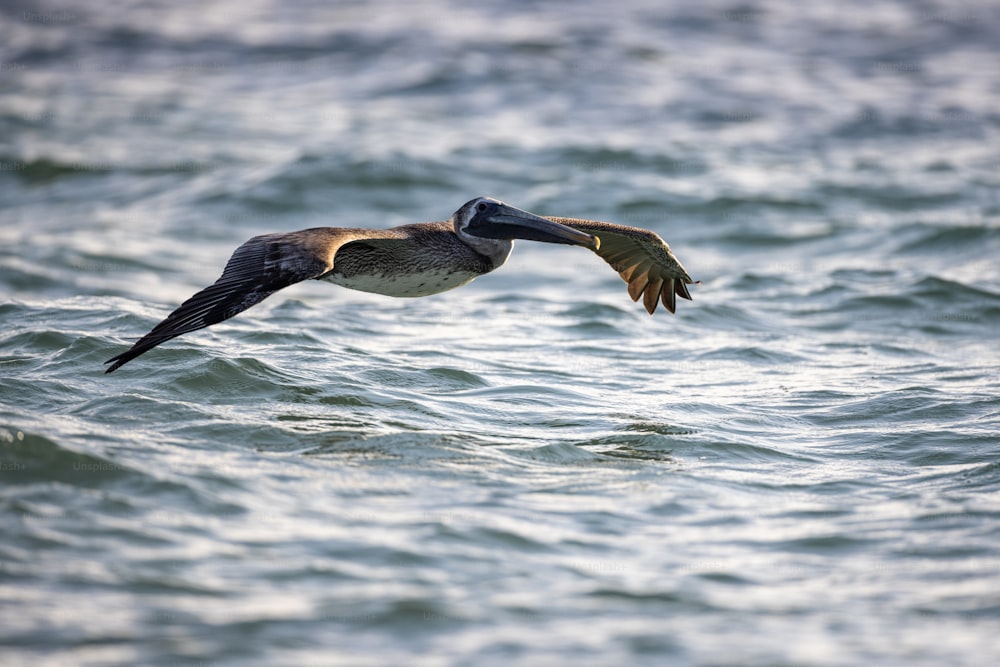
467;203;600;250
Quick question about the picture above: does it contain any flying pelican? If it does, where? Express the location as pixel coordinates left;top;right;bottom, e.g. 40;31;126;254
104;197;695;373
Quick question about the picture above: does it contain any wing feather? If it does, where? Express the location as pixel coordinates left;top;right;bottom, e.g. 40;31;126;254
627;268;650;301
643;278;664;314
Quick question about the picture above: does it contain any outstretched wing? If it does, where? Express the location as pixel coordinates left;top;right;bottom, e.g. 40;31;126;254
104;229;343;373
546;217;696;314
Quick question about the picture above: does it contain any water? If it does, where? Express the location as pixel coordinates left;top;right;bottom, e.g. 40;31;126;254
2;0;999;664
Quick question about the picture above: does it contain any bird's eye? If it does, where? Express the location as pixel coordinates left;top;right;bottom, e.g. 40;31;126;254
476;202;488;212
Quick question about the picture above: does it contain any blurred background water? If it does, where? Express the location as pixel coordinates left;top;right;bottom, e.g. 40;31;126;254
2;0;999;664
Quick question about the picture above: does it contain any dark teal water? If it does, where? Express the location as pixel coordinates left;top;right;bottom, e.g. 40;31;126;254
2;1;999;665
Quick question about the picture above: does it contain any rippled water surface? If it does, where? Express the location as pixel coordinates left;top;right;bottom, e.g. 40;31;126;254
2;1;1000;665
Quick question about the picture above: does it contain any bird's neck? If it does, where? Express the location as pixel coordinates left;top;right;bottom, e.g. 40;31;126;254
455;227;513;269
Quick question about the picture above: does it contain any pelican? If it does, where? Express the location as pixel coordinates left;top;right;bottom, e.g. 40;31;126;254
104;197;695;373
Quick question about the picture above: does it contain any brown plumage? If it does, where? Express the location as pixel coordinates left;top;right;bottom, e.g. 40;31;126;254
546;217;695;315
104;198;695;373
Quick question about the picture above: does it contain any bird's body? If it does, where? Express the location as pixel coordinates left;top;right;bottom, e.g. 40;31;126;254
320;222;493;297
105;197;696;373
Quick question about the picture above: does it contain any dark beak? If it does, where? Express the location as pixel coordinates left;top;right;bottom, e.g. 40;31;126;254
466;202;600;250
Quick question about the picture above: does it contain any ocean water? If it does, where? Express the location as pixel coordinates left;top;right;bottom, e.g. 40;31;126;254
2;0;999;664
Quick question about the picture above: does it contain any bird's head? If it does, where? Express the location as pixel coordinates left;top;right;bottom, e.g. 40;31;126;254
452;196;599;266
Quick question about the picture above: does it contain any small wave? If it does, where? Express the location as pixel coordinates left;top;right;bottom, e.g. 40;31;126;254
833;107;989;140
911;276;1000;303
0;154;208;184
0;427;135;487
896;224;1000;253
694;345;808;365
507;442;606;464
244;153;457;203
549;147;709;177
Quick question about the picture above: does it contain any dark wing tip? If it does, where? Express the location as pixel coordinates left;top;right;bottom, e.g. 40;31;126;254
645;276;700;316
103;332;178;373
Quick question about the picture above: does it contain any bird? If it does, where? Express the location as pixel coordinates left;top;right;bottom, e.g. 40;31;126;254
104;197;696;373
